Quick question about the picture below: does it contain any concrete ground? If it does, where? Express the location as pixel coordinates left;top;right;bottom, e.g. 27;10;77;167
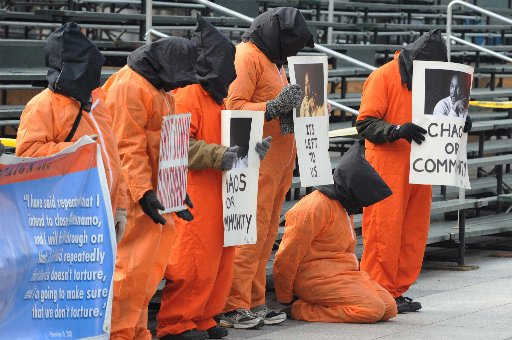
224;248;512;340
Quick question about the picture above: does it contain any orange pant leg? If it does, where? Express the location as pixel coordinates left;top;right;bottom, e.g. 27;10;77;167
224;137;295;312
395;184;431;297
110;202;174;340
369;280;397;321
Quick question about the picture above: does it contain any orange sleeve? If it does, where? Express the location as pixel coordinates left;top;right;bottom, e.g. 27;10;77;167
273;196;330;304
357;68;389;122
16;93;74;157
107;79;153;202
115;172;130;210
225;49;267;112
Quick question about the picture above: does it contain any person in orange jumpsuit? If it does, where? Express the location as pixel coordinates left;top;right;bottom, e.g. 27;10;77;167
220;7;314;328
15;22;128;243
156;17;273;340
102;36;198;340
273;140;397;323
356;29;472;313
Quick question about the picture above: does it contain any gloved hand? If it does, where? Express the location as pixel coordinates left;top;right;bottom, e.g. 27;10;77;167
255;136;272;160
390;122;427;145
463;114;472;133
139;190;166;225
221;145;240;171
175;193;194;222
115;208;127;243
265;84;304;121
0;143;4;157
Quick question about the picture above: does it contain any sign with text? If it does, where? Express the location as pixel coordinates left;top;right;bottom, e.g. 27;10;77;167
288;56;333;187
0;137;115;339
410;61;473;189
221;110;263;247
157;113;191;213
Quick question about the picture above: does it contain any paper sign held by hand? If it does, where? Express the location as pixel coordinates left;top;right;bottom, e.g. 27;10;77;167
157;113;191;213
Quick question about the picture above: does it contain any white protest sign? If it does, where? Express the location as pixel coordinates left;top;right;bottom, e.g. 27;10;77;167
288;56;333;187
157;113;191;213
410;61;473;189
221;110;263;247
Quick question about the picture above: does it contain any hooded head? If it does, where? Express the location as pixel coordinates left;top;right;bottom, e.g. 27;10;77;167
399;29;447;91
192;16;236;105
46;22;105;107
316;140;392;215
243;7;314;66
127;36;198;92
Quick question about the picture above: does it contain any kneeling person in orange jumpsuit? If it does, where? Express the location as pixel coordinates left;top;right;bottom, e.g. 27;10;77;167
16;22;128;243
156;17;272;340
221;7;314;328
273;141;397;323
356;29;472;314
103;36;197;340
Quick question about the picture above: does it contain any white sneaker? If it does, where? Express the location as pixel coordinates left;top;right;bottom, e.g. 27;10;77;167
251;305;287;325
218;309;264;329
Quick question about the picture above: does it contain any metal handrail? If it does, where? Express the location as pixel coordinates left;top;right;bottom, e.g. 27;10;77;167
446;0;512;62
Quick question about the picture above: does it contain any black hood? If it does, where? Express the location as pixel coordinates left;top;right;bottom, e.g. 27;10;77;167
399;29;447;91
46;22;105;107
316;140;392;215
192;16;236;105
243;7;314;66
128;36;198;91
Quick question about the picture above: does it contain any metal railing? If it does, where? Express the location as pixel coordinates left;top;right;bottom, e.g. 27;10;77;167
446;0;512;63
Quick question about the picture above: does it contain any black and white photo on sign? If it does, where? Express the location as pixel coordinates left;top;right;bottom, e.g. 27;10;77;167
293;63;326;118
424;69;471;119
230;118;251;170
410;60;473;189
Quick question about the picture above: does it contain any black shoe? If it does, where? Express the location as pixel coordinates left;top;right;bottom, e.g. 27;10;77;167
207;325;228;339
160;329;208;340
395;296;422;313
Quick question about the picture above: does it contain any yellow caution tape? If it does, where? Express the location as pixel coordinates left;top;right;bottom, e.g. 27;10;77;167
469;101;512;109
0;138;16;148
328;127;358;138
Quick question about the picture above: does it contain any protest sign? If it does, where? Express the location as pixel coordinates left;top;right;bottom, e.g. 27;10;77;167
157;113;191;213
410;61;473;189
221;110;263;247
0;137;115;339
288;56;333;187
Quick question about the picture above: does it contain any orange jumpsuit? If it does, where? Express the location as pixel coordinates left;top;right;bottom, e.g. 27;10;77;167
102;65;176;340
274;191;397;323
156;84;235;336
223;41;296;311
357;53;432;298
16;88;127;214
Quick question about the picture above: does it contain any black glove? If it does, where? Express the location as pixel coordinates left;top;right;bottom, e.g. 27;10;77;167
255;136;272;160
265;84;304;121
175;193;194;222
139;190;166;225
463;114;472;133
390;122;427;145
221;145;240;171
0;143;4;157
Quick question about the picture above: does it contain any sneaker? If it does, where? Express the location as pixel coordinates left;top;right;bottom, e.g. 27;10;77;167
251;305;287;325
206;325;228;339
160;329;208;340
395;296;422;313
218;309;264;329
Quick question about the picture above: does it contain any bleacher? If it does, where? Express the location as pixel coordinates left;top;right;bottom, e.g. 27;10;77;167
1;0;512;266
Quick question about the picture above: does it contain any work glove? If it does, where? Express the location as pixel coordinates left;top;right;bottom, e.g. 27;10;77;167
221;145;240;171
139;190;166;225
265;84;304;121
0;143;4;157
255;136;272;160
175;193;194;222
390;122;427;145
463;114;472;133
115;208;127;243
